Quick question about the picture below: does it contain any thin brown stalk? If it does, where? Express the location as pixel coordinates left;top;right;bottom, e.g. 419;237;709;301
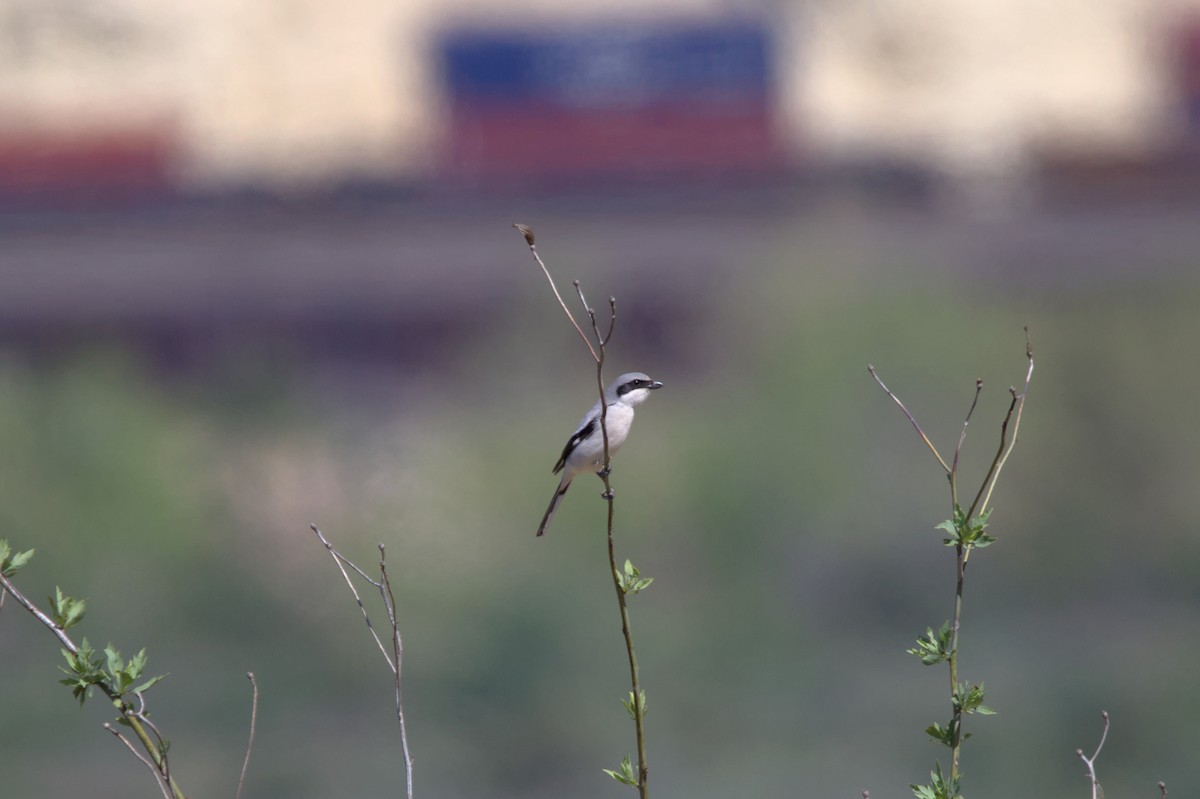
104;723;173;799
872;331;1035;792
868;365;951;475
950;379;984;507
236;672;259;799
312;526;413;799
380;545;415;799
975;329;1035;516
311;524;394;671
514;223;600;362
527;226;648;798
1076;710;1110;799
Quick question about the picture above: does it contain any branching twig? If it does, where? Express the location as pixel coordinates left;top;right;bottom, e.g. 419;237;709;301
311;526;414;799
236;672;259;799
514;223;600;362
0;568;187;799
311;524;394;671
1076;710;1110;799
104;722;173;799
872;331;1035;792
380;544;415;799
131;701;172;786
975;327;1035;517
522;223;649;798
0;568;79;653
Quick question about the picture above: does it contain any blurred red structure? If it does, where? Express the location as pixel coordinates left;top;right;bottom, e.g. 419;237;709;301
0;124;177;205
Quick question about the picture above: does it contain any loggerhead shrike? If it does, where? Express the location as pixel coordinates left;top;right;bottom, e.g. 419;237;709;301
536;372;663;536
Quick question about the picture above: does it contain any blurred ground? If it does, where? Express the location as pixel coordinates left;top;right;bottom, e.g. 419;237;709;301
3;187;1200;798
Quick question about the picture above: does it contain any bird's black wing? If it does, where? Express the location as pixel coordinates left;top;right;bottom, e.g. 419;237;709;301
553;416;597;474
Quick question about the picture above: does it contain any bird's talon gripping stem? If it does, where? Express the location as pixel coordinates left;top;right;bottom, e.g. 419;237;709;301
601;489;614;500
598;467;611;478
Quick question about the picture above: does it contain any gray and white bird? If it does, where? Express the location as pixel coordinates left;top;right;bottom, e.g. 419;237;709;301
536;372;663;536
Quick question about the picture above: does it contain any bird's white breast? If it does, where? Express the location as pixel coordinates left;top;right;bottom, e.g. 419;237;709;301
566;402;636;476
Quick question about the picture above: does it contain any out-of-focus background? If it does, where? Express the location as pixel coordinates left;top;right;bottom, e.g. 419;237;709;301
3;0;1200;796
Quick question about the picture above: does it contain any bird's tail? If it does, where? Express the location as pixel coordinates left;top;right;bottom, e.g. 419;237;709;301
537;479;571;537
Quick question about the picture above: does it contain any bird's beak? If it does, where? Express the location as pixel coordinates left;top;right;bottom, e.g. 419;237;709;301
649;381;664;390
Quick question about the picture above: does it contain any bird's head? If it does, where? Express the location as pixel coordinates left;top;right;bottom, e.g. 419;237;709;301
609;372;664;406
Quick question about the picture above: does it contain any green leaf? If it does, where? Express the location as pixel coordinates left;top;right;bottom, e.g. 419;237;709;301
925;721;954;747
911;762;961;799
58;639;105;706
972;533;998;548
602;755;637;786
616;561;654;595
0;541;35;577
907;622;953;665
6;548;34;575
952;681;996;717
131;674;168;695
127;649;148;680
619;690;647;719
49;587;87;630
105;644;124;679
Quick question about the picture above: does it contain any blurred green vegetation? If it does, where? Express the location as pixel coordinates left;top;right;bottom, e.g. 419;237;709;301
3;207;1200;798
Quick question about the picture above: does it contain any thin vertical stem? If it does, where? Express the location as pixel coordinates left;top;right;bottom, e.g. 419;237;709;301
950;379;984;508
948;545;965;783
523;224;648;797
591;305;647;798
236;672;259;799
380;550;415;799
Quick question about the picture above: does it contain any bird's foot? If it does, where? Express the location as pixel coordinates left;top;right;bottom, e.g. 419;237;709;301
601;488;614;500
597;467;611;479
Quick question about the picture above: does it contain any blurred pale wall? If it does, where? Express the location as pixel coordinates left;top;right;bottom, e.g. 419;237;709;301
0;0;1196;187
799;0;1177;177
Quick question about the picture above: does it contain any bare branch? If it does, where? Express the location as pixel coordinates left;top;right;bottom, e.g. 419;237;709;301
950;379;984;505
603;296;616;347
1076;710;1110;799
867;365;951;475
236;672;259;799
311;524;395;672
574;280;597;332
380;546;414;799
103;723;173;799
972;328;1035;517
514;223;600;363
0;569;79;654
312;528;413;798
